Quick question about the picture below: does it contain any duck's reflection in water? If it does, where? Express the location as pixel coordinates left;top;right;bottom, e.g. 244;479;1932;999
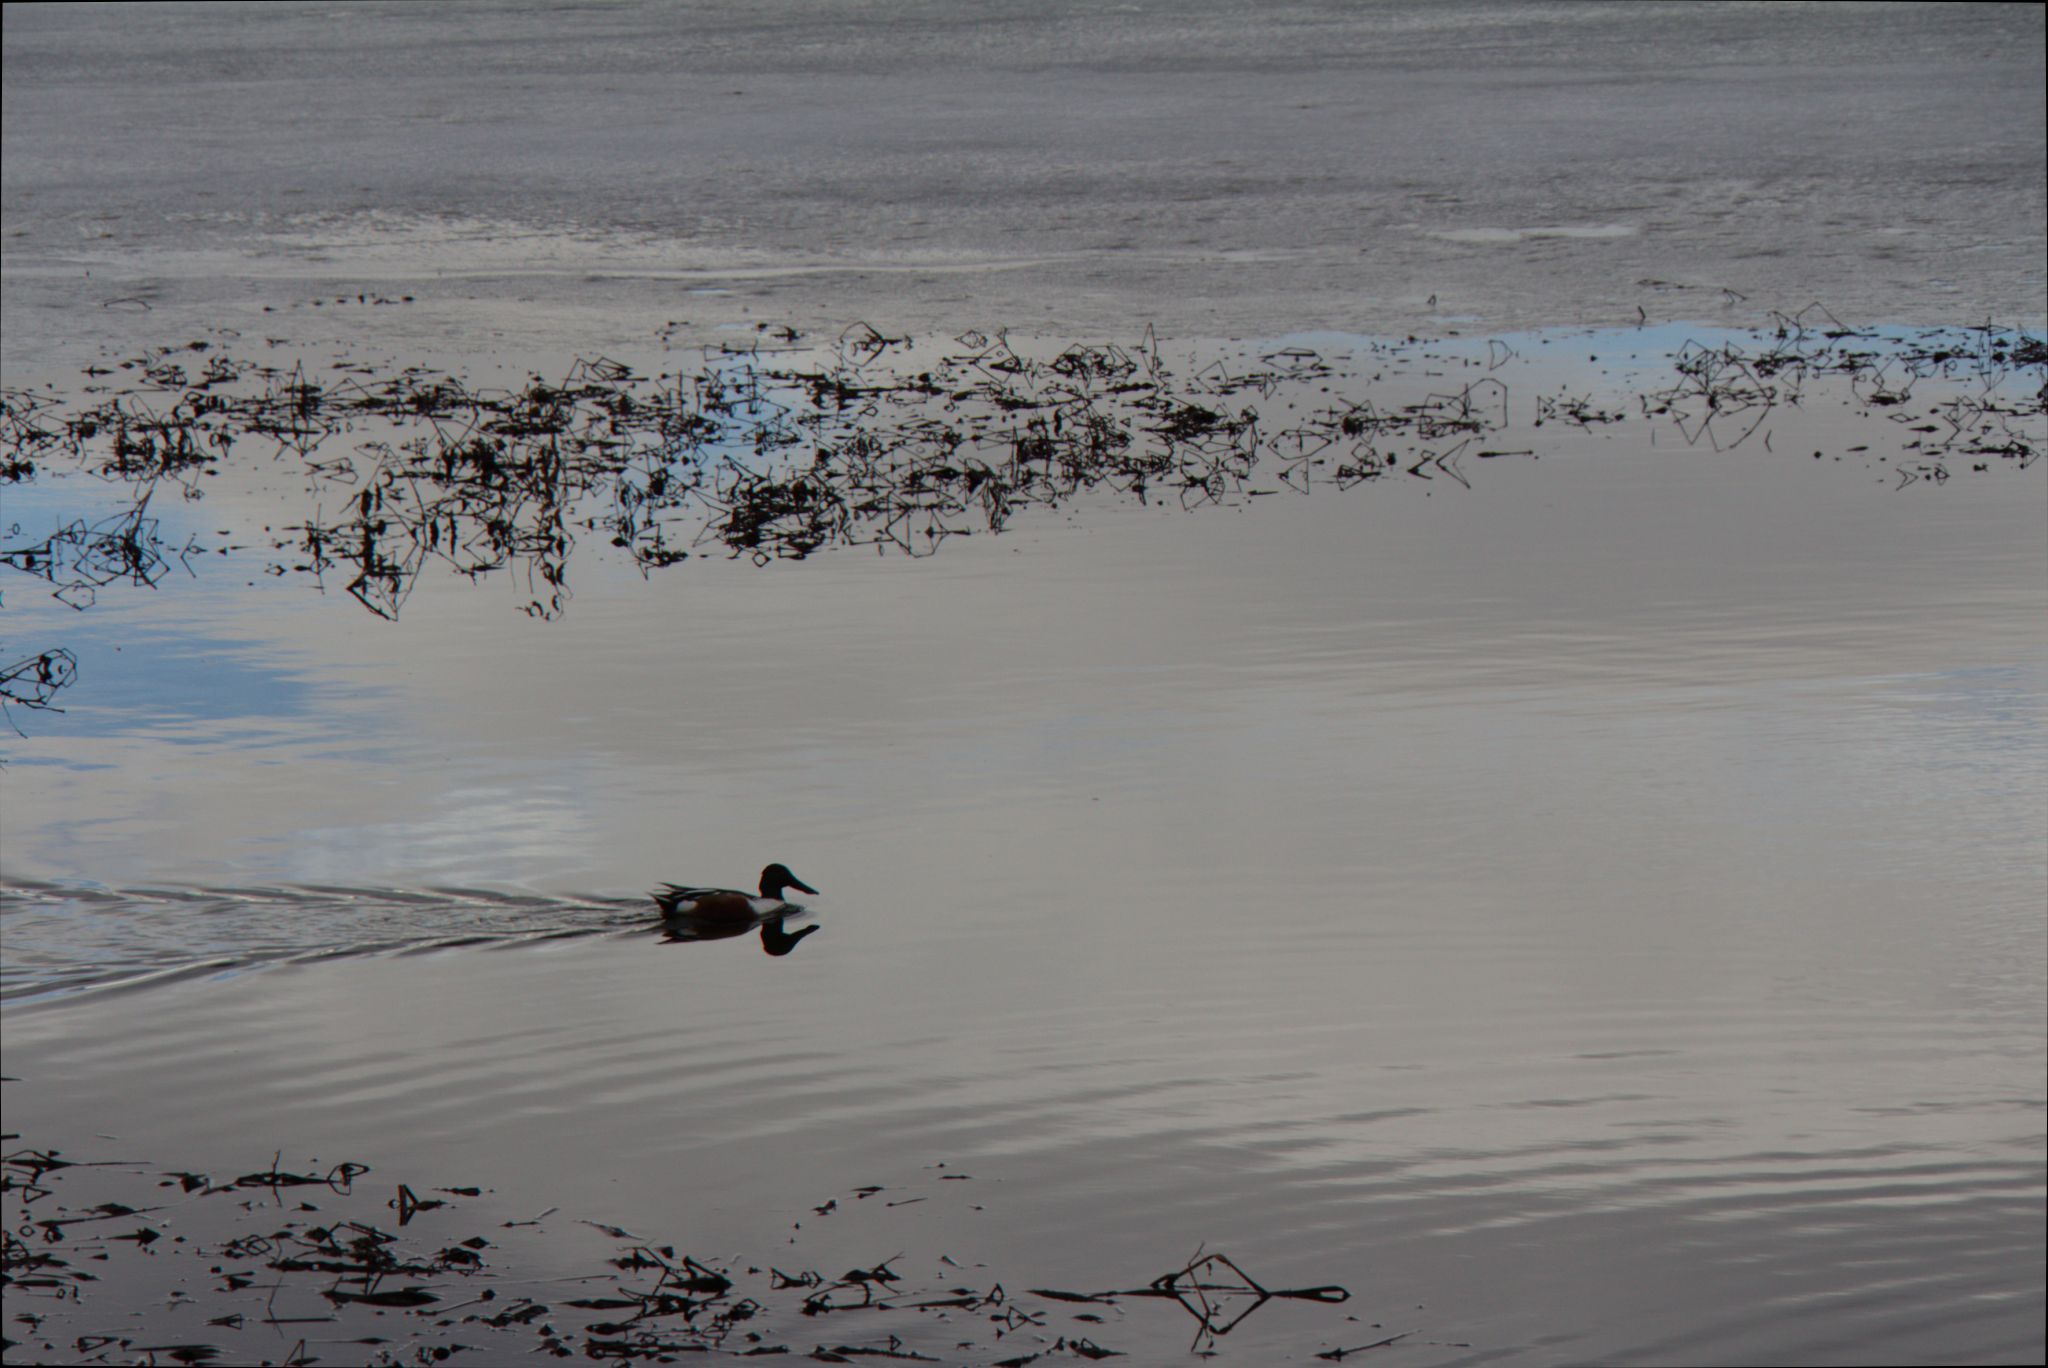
654;911;819;957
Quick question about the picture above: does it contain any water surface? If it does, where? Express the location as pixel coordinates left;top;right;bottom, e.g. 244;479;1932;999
3;3;2045;1363
5;323;2043;1365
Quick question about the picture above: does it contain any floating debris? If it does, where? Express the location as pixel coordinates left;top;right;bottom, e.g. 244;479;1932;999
1;1124;1367;1365
1;312;2040;730
1031;1246;1349;1353
0;647;76;734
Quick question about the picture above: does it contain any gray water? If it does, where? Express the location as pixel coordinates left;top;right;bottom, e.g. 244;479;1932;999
3;5;2045;1366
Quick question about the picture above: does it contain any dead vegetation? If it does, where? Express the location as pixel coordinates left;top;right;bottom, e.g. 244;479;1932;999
4;1129;1366;1365
2;311;2040;727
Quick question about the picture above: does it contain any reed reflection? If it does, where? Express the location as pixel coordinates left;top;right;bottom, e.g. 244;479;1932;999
3;314;2037;731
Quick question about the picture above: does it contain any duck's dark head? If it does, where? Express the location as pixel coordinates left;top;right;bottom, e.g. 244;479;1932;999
759;863;818;899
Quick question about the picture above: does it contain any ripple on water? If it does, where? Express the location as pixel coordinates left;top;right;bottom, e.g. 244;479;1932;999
3;874;2041;1363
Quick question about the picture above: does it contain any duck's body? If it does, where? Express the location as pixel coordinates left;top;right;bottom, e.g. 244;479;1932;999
653;862;817;922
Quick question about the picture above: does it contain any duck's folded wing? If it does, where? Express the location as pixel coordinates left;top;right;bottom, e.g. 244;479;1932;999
653;884;714;914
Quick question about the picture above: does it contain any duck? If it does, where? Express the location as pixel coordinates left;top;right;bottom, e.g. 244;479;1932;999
653;863;818;922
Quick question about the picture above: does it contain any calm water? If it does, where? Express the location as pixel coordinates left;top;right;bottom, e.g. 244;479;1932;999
5;323;2043;1364
4;4;2046;1365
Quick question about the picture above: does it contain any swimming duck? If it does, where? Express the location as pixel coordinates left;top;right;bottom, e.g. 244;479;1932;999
653;863;818;922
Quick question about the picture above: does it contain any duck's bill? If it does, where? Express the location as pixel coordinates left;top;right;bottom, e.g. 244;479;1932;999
788;877;819;897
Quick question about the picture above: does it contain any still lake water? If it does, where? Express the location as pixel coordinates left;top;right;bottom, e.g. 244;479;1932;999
4;4;2046;1365
4;323;2042;1365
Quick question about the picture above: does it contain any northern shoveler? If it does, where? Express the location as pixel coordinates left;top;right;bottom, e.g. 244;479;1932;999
653;863;818;921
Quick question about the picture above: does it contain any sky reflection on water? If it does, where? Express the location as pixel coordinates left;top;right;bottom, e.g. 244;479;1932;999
3;324;2042;1361
4;3;2044;1356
